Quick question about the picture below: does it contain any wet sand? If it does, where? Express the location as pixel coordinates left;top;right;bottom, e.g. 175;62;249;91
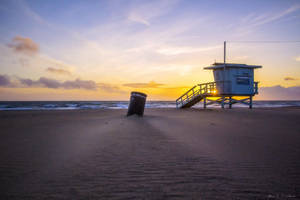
0;108;300;199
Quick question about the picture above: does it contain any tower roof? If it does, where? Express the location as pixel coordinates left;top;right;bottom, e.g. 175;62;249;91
204;62;262;70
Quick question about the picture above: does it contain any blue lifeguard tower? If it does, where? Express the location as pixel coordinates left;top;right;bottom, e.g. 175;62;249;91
205;62;262;95
176;42;262;109
176;62;262;109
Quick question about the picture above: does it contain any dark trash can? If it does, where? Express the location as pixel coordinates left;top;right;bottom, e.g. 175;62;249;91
127;92;147;116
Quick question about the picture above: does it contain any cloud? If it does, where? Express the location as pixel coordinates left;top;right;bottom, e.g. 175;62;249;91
38;77;61;88
296;56;300;62
19;58;30;67
20;0;45;24
251;4;300;27
19;78;35;86
4;36;77;72
62;79;97;90
127;0;180;26
236;4;300;35
7;36;39;55
123;81;164;88
258;85;300;100
0;74;97;90
19;77;65;89
97;83;126;94
284;77;299;81
128;13;150;26
156;45;222;55
0;74;11;86
46;67;71;75
0;74;127;92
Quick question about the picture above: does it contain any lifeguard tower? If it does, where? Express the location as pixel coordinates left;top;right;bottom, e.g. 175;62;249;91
175;62;262;109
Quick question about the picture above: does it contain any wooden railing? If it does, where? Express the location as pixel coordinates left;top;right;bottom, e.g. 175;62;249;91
176;81;259;108
176;82;218;108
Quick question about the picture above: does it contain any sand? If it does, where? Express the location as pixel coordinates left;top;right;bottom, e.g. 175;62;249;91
0;108;300;199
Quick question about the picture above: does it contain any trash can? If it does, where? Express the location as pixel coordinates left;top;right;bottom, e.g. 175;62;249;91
127;91;147;116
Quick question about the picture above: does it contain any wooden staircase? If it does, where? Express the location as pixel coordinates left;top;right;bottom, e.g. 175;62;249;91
176;82;217;108
176;81;259;109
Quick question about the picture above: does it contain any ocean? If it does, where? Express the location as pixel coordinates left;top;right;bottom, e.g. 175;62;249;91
0;100;300;110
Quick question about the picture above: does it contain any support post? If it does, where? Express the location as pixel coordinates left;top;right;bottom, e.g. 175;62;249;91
224;41;226;65
229;96;232;109
249;95;253;109
221;96;225;109
203;97;206;109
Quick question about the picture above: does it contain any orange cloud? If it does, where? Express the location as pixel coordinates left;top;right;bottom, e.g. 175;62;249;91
97;83;125;94
7;36;39;55
284;77;299;81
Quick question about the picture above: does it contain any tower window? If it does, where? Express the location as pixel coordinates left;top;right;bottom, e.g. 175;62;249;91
236;77;250;85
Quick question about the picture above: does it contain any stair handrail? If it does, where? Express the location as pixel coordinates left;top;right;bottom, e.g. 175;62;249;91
176;80;259;108
254;81;259;94
175;85;198;102
176;82;218;107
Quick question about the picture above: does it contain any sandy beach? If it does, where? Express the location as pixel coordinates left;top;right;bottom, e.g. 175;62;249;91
0;108;300;199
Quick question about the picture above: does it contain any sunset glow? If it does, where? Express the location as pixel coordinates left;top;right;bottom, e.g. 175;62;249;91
0;0;300;100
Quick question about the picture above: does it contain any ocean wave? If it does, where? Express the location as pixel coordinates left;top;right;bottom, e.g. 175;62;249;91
65;103;78;108
1;107;34;111
0;101;300;111
43;104;57;108
78;104;104;109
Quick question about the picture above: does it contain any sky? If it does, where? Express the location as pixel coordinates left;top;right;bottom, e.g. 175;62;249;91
0;0;300;100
